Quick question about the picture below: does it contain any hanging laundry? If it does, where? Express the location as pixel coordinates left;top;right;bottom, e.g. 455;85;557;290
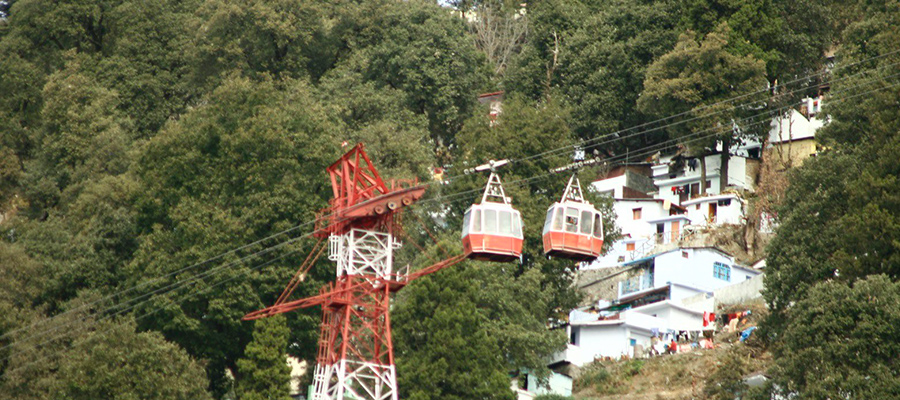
740;327;757;342
703;311;716;327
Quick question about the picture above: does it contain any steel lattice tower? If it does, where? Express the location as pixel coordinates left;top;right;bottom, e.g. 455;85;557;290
243;144;466;400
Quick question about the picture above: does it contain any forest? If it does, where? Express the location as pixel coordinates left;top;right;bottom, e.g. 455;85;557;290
1;0;899;399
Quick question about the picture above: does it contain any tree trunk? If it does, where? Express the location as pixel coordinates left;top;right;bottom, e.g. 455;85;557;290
720;139;731;191
699;156;707;196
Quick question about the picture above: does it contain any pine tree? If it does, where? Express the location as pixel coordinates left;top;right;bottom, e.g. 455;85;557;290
236;315;292;400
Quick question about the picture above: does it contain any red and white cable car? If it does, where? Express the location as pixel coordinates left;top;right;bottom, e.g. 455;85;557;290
542;174;604;261
461;161;523;262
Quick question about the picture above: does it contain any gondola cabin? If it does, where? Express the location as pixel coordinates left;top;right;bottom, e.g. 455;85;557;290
462;203;524;262
461;168;523;262
542;175;604;262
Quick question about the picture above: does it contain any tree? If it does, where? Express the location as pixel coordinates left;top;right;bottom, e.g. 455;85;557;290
638;24;767;194
54;318;213;400
761;5;900;323
679;0;835;80
770;275;900;398
236;315;292;400
330;0;490;148
505;0;682;154
0;293;212;400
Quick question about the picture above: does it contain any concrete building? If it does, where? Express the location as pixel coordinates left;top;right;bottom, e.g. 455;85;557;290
767;108;823;168
592;164;657;199
653;154;759;206
682;193;745;226
618;247;761;297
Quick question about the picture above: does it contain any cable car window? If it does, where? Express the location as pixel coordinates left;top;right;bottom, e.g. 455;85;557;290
484;209;498;232
462;211;471;237
472;209;482;233
594;213;603;237
553;207;565;230
543;207;554;234
513;213;522;237
499;211;513;235
580;210;593;234
565;207;579;233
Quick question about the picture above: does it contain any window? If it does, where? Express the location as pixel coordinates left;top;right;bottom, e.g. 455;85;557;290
498;211;513;234
632;208;642;220
682;251;689;258
543;208;555;234
565;207;579;232
580;210;593;234
553;207;564;230
718;199;732;207
626;243;635;251
484;209;497;232
593;214;603;237
462;211;471;237
714;262;731;281
472;209;482;233
696;204;701;210
512;213;522;237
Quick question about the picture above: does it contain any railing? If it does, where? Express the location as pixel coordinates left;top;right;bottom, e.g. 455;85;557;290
627;228;697;261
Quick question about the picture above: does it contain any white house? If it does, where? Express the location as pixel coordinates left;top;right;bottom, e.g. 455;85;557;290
562;299;706;363
654;154;759;206
518;370;573;398
591;164;657;199
584;198;688;269
682;193;745;226
618;247;761;298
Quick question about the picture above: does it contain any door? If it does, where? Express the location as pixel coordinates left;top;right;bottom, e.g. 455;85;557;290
671;220;680;243
709;203;718;223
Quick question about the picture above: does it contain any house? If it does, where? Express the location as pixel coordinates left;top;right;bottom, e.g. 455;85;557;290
618;247;761;298
563;247;761;363
512;369;573;399
767;107;823;168
562;299;705;362
585;197;686;269
653;153;759;206
592;164;657;199
478;91;504;123
682;193;745;226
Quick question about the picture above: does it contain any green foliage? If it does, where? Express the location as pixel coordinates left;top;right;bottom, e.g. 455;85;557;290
574;363;621;395
679;0;834;78
763;11;900;318
703;348;751;400
126;76;336;395
771;275;900;398
1;293;210;400
506;0;681;152
394;256;534;400
638;24;766;190
533;394;574;400
236;315;292;400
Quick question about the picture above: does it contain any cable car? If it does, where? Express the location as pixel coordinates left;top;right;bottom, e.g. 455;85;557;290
542;174;604;261
462;165;524;262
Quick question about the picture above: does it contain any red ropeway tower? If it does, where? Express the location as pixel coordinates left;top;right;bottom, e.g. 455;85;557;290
243;144;465;400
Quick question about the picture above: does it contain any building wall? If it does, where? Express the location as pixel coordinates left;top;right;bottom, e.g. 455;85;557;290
681;272;765;309
670;284;706;301
592;175;627;198
684;197;744;226
576;265;646;304
526;372;573;397
572;324;629;360
612;200;667;239
652;249;757;292
770;139;817;168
